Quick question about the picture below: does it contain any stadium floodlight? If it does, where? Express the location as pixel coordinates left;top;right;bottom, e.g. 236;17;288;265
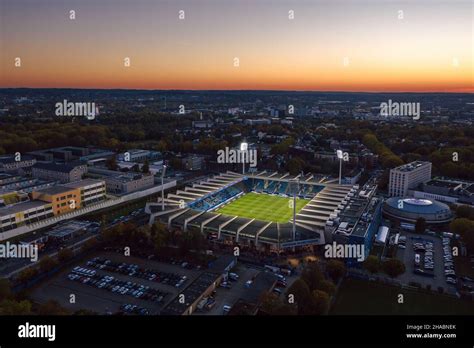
161;164;167;211
240;141;248;174
337;150;343;185
288;178;300;246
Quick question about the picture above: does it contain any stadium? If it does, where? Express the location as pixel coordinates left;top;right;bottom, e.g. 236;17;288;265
145;171;366;253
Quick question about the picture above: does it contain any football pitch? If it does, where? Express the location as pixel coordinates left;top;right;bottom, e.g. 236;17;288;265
216;192;309;223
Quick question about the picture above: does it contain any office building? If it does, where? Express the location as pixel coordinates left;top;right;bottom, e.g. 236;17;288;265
32;186;82;215
0;155;36;173
32;162;88;183
105;173;154;194
388;161;432;197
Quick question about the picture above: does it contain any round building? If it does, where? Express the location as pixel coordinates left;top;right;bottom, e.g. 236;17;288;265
382;197;453;224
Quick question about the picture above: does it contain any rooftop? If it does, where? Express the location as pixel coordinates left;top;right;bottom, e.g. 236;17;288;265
393;161;431;173
63;179;105;189
34;185;78;196
33;162;85;173
0;200;50;217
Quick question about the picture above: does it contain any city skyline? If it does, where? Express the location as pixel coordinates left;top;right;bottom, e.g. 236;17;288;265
1;0;473;93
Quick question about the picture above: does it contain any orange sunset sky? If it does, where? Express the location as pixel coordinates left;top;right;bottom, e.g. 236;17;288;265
1;0;473;92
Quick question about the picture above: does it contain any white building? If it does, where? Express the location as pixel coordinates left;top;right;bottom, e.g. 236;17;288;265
389;161;432;197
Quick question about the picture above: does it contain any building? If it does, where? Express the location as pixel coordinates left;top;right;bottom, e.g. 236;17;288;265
181;155;205;171
229;272;278;315
63;179;106;206
117;149;161;163
388;161;432;197
45;220;96;242
160;272;223;315
104;173;154;195
0;155;36;173
0;200;54;233
0;173;56;195
146;172;364;254
326;183;382;265
192;120;214;129
409;179;474;206
383;197;453;224
243;118;271;126
32;186;82;215
28;146;90;162
32;162;88;183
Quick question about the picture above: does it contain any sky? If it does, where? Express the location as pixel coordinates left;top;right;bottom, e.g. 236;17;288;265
1;0;473;92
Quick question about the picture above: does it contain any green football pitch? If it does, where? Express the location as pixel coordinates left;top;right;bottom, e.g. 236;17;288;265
215;192;309;223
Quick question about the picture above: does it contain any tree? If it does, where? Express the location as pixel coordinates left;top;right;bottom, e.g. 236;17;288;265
58;248;74;262
37;300;70;315
301;263;324;291
260;291;282;313
326;260;346;282
0;279;12;301
0;299;32;315
456;205;474;220
415;217;426;234
305;290;330;315
382;259;406;278
450;218;474;252
142;159;150;174
316;279;336;296
105;155;118;171
81;237;99;253
363;255;380;274
39;255;59;273
16;267;38;283
286;278;311;313
151;222;169;252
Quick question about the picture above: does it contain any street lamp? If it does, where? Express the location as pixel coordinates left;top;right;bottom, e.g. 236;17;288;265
240;141;248;174
161;164;167;211
337;150;343;185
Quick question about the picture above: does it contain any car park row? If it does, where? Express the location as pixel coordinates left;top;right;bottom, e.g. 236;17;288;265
68;266;170;305
442;238;457;285
86;257;188;288
412;238;435;278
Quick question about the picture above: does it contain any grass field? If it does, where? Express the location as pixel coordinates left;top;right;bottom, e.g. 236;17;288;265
330;278;474;315
216;192;309;223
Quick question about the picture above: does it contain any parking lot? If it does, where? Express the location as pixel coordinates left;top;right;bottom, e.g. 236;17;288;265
195;264;298;315
199;266;260;315
31;251;200;315
396;232;456;294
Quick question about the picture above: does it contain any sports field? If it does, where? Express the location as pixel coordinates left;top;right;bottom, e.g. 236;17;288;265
216;192;309;223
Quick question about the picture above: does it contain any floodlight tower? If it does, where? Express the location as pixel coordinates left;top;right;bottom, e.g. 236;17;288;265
240;141;248;174
161;164;167;211
289;178;299;245
337;150;343;185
